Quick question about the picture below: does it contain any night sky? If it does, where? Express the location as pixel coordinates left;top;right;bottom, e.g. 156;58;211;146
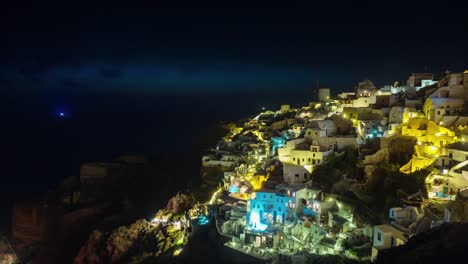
2;2;468;97
0;0;468;235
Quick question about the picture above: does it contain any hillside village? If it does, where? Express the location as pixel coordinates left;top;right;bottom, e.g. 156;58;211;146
198;71;468;262
5;71;468;264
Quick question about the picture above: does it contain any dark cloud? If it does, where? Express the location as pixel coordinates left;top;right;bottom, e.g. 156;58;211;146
0;77;14;88
99;67;124;79
1;4;467;94
60;79;82;89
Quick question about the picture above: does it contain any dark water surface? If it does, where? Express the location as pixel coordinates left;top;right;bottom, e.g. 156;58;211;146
1;89;315;234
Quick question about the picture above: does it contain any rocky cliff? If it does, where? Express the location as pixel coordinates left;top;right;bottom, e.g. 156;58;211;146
74;192;195;263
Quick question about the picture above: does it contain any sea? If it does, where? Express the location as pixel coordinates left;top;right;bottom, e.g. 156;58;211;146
1;88;318;235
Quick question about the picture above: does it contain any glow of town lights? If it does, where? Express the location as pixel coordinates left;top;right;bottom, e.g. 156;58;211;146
249;210;268;232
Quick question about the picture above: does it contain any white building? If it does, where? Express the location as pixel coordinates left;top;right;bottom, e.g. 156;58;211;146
430;158;468;200
352;96;372;108
318;88;331;102
389;206;423;223
282;164;311;186
388;106;404;125
278;140;333;173
423;97;464;123
305;120;337;138
281;104;291;113
371;224;408;261
314;136;357;151
406;73;437;91
356;79;376;98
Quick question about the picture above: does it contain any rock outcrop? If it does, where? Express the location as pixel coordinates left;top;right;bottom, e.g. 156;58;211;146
377;223;468;264
166;193;196;214
74;216;185;263
449;189;468;222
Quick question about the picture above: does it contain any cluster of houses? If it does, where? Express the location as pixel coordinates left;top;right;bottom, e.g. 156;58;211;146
201;70;468;262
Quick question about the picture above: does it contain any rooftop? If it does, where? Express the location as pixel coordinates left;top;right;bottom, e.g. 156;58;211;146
375;224;409;242
320;237;337;248
446;142;468;152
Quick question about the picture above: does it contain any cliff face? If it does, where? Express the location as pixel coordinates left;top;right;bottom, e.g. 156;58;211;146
74;192;195;263
377;223;468;264
166;193;196;214
74;218;184;263
449;190;468;222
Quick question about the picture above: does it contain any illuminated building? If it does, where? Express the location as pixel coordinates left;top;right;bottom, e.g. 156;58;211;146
318;88;331;102
399;118;457;173
318;237;338;255
246;186;322;231
282;164;311;186
280;104;291;113
246;190;296;229
357;120;387;140
304;120;337;139
389;206;423;223
278;140;333;173
355;79;376;98
270;135;287;156
371;225;408;261
406;73;437;91
428;152;468;200
423;97;464;123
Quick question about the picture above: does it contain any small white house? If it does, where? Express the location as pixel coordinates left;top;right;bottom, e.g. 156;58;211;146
389;206;424;223
371;224;408;261
283;164;311;185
